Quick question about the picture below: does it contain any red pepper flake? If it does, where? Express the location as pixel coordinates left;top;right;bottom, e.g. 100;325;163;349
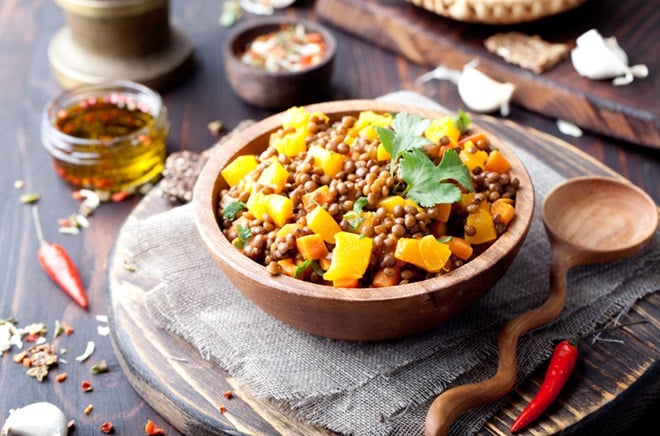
81;380;93;392
22;357;32;368
218;405;226;414
62;321;75;336
99;421;114;434
72;190;85;201
23;332;42;342
56;372;68;382
223;390;233;399
12;350;28;364
144;419;166;435
111;191;129;202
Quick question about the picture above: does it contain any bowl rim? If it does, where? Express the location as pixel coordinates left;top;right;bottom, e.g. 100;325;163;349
223;15;337;77
193;100;535;303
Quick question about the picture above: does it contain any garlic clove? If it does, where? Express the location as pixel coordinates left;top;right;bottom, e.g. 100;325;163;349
571;29;648;86
1;402;67;436
457;61;515;116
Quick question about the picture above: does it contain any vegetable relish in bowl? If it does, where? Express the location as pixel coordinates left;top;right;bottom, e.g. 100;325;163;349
217;106;521;288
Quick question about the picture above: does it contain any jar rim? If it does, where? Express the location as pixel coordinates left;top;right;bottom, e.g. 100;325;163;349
41;80;165;150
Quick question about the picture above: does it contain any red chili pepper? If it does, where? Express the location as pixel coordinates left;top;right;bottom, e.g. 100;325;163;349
510;339;578;433
32;206;88;308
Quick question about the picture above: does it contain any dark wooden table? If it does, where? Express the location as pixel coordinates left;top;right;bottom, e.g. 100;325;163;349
0;1;657;435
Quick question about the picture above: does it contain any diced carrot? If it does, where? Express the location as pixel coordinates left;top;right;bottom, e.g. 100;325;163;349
372;267;400;287
296;234;328;260
277;258;298;277
484;149;511;174
448;237;473;261
302;185;334;209
458;132;488;149
491;199;516;225
428;220;447;238
434;203;452;223
332;277;359;288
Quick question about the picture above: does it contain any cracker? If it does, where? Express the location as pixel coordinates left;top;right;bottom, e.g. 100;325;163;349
484;32;570;74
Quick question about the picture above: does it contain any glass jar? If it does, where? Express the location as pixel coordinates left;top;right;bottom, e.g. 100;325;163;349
41;80;169;194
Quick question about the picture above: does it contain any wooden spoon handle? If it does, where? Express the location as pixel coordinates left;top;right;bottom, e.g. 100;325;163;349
424;256;570;436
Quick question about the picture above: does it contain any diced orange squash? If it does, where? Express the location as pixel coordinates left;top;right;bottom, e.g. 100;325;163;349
372;267;400;287
434;203;452;223
306;206;342;244
277;258;298;277
425;116;460;145
307;145;346;178
318;256;332;271
419;235;452;273
376;143;391;161
484;150;511;174
246;191;268;220
296;234;328;260
270;129;307;156
282;106;311;129
377;195;421;214
491;198;515;225
394;238;426;270
460;193;475;208
257;161;289;193
429;220;447;238
448;237;473;261
265;194;293;227
302;185;334;209
349;110;393;141
221;155;258;187
459;147;489;173
276;223;302;239
323;232;373;283
465;208;497;244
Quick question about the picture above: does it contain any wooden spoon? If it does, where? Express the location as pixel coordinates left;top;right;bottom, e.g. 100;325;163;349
425;176;658;436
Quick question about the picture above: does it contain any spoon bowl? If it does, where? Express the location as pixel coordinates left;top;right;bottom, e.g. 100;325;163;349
425;176;658;436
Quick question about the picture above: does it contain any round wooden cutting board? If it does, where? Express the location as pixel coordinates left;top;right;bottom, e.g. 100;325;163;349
106;114;659;435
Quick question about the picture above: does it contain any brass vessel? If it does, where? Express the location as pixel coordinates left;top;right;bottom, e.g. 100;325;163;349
48;0;194;89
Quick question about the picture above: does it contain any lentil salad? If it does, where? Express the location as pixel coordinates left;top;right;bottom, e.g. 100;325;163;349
217;107;520;288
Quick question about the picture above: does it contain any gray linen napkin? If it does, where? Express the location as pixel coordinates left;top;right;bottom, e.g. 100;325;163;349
121;92;660;435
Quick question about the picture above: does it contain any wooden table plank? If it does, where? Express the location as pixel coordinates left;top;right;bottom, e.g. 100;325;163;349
315;0;660;149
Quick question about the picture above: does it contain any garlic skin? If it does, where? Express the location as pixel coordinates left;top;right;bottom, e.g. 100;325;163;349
571;29;648;86
457;61;515;116
1;402;67;436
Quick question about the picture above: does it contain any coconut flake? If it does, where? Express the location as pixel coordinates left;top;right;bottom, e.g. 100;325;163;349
556;119;583;137
75;341;95;362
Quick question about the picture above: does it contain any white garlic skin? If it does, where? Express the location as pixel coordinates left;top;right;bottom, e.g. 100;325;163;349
457;62;515;116
571;29;628;79
1;402;67;436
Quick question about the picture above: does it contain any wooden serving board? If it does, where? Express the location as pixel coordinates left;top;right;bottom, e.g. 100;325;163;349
106;114;659;435
315;0;660;149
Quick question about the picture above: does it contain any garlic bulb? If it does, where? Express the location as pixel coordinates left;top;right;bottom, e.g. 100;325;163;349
571;29;648;86
239;0;296;15
457;61;515;116
1;402;67;436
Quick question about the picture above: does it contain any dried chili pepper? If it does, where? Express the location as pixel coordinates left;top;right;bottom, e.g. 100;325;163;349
31;206;88;308
144;419;166;435
510;320;648;433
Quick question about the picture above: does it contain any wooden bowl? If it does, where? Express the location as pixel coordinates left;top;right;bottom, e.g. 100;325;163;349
193;100;535;341
223;17;336;109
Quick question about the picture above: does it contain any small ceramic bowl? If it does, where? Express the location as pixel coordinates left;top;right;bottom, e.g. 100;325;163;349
223;17;336;109
193;100;534;341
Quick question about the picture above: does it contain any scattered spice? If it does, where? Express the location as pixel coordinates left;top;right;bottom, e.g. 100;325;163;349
24;343;59;382
84;404;94;415
239;23;327;72
81;380;93;392
56;372;68;382
14;180;25;189
144;419;166;435
90;360;110;374
20;192;41;204
99;420;114;433
218;405;227;414
31;205;89;308
208;120;225;135
219;0;241;27
223;390;233;399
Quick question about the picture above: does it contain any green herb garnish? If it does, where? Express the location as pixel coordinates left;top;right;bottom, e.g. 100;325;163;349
294;259;324;278
454;109;471;134
343;196;369;230
399;148;474;207
223;201;247;220
376;112;432;174
233;224;252;249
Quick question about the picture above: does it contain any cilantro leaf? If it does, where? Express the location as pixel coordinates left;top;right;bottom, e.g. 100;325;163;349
376;113;432;173
223;201;247;220
454;109;471;134
294;259;324;278
399;148;474;207
343;196;369;230
233;224;252;249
